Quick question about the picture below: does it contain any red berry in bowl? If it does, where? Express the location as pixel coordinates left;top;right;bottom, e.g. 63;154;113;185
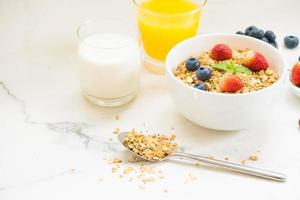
243;51;269;71
291;62;300;86
210;44;232;61
219;74;244;93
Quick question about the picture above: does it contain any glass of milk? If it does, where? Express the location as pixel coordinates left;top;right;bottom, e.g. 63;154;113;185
77;19;141;107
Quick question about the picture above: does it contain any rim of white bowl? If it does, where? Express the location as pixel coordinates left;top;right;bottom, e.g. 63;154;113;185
166;33;288;97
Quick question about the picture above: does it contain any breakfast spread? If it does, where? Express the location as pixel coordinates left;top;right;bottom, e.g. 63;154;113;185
74;0;293;184
2;0;299;196
175;43;279;93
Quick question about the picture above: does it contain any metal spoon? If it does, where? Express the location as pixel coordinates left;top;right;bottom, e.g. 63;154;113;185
118;132;286;182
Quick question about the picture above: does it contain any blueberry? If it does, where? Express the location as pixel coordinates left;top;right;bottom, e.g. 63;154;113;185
269;42;278;48
248;29;264;39
236;31;245;35
245;26;258;35
264;30;276;43
261;37;269;43
185;57;200;71
194;83;207;91
284;35;299;49
196;67;212;81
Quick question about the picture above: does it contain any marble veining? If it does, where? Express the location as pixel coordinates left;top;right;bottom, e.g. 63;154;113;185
0;80;124;155
45;122;92;148
0;81;32;123
0;80;98;148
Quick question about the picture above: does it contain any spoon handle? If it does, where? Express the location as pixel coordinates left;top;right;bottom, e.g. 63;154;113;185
170;152;286;182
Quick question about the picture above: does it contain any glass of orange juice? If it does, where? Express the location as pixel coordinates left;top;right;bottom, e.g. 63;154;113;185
133;0;207;74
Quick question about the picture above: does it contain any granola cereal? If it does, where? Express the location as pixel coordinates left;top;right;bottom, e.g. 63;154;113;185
249;155;258;161
123;166;134;174
111;158;122;163
175;48;279;93
122;130;177;161
113;127;120;134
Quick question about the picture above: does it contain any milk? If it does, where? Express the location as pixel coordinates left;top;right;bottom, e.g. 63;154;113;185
79;33;141;106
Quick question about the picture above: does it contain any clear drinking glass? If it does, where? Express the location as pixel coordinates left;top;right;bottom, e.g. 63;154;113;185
77;19;141;107
133;0;207;74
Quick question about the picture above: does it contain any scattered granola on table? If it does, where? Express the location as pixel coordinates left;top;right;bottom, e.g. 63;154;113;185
111;158;122;163
113;127;120;134
107;155;167;186
123;166;134;174
175;43;279;93
249;155;258;161
240;160;246;165
248;151;261;161
121;130;177;161
184;173;198;184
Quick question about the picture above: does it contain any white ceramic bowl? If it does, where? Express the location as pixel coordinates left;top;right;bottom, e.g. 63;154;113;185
166;33;287;131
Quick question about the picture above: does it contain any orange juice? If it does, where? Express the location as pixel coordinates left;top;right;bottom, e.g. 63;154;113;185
137;0;202;61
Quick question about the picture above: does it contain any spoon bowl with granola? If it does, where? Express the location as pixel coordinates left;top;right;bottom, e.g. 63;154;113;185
166;34;287;130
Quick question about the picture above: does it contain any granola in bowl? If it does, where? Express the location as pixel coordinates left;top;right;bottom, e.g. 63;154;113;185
175;43;279;93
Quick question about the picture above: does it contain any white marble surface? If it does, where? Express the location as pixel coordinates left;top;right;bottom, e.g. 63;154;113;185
1;0;300;199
